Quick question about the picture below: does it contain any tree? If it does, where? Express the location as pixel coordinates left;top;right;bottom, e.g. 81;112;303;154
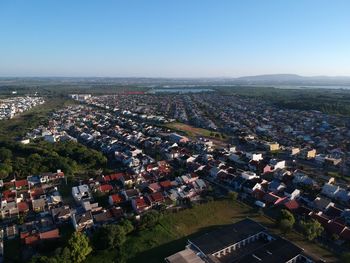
299;219;324;241
341;252;350;263
92;225;126;250
0;147;12;161
67;232;92;263
278;209;295;233
140;210;162;229
228;191;238;201
30;256;58;263
119;219;134;234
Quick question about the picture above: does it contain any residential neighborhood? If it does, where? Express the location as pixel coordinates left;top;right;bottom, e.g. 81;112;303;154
0;91;349;262
0;96;45;120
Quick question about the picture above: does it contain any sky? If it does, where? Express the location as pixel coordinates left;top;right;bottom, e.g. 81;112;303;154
0;0;350;78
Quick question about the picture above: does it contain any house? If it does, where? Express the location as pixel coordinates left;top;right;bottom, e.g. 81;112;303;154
21;228;60;246
313;197;334;212
146;192;165;207
6;225;18;239
14;179;28;190
32;198;47;212
263;192;286;206
265;142;280;152
284;199;300;211
132;196;150;214
99;184;113;193
242;179;262;194
72;211;94;231
268;180;286;193
51;206;71;223
292;172;315;186
321;183;340;199
241;171;258;180
290;147;300;156
169;133;189;144
193;179;207;192
122;189;140;200
159;180;173;191
72;185;92;203
1;201;18;218
269;159;286;170
109;194;124;205
284;187;301;200
245;152;263;162
17;201;30;214
93;209;115;225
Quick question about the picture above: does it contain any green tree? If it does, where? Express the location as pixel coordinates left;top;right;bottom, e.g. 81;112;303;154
30;256;58;263
67;232;92;263
92;225;126;250
120;219;134;234
299;219;324;241
278;209;295;233
140;210;162;229
0;147;12;161
341;252;350;263
228;191;238;201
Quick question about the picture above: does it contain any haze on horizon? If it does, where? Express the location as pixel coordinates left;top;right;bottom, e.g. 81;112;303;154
0;0;350;78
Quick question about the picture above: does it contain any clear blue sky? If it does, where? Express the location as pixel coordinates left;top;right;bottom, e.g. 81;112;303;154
0;0;349;77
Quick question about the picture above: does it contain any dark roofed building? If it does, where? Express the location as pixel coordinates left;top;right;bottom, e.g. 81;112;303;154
189;219;266;256
234;238;303;263
166;219;320;263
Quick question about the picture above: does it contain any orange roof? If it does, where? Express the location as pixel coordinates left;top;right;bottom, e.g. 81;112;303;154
159;180;172;189
99;184;113;192
109;173;125;181
39;228;60;240
135;197;148;208
284;200;299;211
149;192;165;203
110;194;123;203
15;179;28;188
18;201;29;213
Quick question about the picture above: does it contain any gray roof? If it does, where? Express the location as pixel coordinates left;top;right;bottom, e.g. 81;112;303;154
234;238;302;263
189;219;265;255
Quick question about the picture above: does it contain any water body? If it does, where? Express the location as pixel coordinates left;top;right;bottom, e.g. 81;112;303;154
148;88;214;94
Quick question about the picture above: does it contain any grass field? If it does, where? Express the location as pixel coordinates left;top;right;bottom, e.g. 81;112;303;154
164;122;229;146
87;200;338;263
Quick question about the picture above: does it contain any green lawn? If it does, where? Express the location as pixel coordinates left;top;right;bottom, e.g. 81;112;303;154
164;122;229;147
87;200;338;263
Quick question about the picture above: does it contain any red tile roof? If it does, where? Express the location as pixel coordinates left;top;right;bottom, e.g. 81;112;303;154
39;228;60;240
17;201;29;213
159;180;172;189
135;197;148;209
109;173;125;181
15;179;28;188
99;184;113;192
148;192;165;203
2;190;16;201
110;194;123;204
284;200;300;211
103;175;111;182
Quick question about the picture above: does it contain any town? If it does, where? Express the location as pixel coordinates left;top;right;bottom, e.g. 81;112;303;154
0;96;45;120
0;90;349;262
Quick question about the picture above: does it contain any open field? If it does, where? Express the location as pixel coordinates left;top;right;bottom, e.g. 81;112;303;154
164;122;229;147
87;200;338;263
